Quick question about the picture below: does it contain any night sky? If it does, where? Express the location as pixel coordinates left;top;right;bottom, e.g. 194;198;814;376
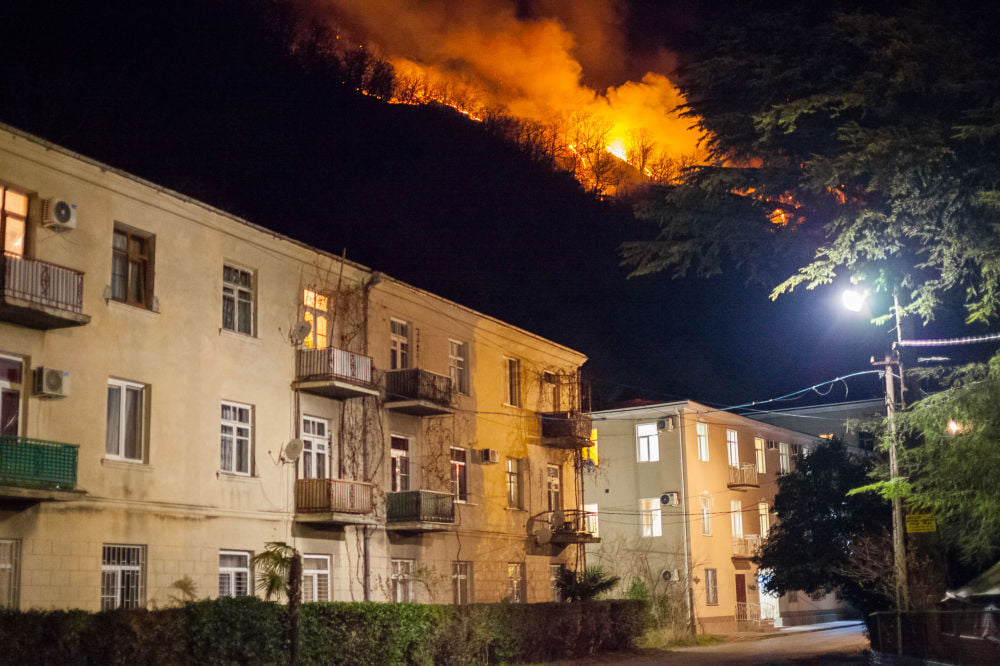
2;0;995;409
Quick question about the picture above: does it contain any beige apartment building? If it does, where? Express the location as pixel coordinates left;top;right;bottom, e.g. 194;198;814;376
0;124;595;611
585;401;851;632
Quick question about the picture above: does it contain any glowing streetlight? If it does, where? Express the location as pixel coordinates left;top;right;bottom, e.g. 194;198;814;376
841;289;866;313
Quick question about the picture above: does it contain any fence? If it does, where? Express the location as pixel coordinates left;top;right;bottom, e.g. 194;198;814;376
870;609;1000;664
2;252;84;314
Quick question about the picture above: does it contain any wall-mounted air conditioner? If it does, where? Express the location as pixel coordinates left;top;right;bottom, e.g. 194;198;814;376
660;491;680;506
34;367;69;398
41;198;77;230
478;448;499;464
661;568;681;583
657;416;676;431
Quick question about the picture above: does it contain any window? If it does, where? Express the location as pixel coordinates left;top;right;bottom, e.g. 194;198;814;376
453;561;472;605
779;442;790;474
546;464;562;512
219;550;250;597
550;564;562;602
696;422;709;461
0;355;23;437
449;340;469;394
583;503;599;537
450;447;467;501
391;436;410;491
640;498;662;537
754;437;767;474
302;554;330;602
726;429;739;466
0;186;27;257
302;289;329;349
101;544;146;610
506;458;522;509
105;379;145;462
506;562;525;603
788;590;799;603
731;500;743;538
759;501;770;539
505;358;521;407
220;401;252;475
636;422;659;462
111;226;154;308
222;265;254;335
0;539;20;609
392;559;413;602
302;416;330;479
390;319;410;370
705;568;718;606
700;493;713;536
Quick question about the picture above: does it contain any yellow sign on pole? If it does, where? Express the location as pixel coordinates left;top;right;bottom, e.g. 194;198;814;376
905;513;937;533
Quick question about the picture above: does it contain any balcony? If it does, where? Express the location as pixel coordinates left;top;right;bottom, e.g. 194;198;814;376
728;462;759;489
539;411;592;450
293;347;379;400
732;534;762;559
294;478;378;526
0;253;90;329
386;490;455;532
384;369;454;416
0;435;82;501
531;509;601;546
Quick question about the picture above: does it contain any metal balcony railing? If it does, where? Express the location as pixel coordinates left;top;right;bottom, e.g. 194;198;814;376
534;509;600;544
384;369;453;408
295;478;374;514
728;462;759;488
539;411;592;449
736;601;762;622
386;490;455;524
732;534;762;558
295;346;374;386
0;435;78;491
2;252;84;314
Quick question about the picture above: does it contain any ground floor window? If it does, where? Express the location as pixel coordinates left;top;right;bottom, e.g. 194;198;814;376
550;564;563;602
705;568;718;606
0;539;19;609
506;562;525;603
392;559;413;603
101;544;146;610
219;550;251;597
303;554;331;602
452;561;472;604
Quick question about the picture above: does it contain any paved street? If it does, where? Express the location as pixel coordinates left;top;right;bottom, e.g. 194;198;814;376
564;621;869;665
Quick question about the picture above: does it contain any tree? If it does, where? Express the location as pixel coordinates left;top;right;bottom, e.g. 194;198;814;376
755;440;893;614
554;566;620;602
624;1;1000;325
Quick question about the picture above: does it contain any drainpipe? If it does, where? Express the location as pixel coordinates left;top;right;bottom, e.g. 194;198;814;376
676;407;696;634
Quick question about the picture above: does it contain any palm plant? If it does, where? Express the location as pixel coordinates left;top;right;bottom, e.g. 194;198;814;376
554;566;620;602
252;542;303;665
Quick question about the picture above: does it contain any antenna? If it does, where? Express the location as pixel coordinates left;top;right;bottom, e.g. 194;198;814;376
535;524;552;545
290;321;312;345
283;438;304;463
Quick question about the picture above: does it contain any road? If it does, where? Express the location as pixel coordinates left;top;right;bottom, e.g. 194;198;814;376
567;622;869;665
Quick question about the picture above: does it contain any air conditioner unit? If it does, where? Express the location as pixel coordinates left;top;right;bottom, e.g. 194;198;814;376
661;568;681;583
767;440;779;451
660;491;679;506
478;448;499;464
657;416;675;431
34;367;69;398
41;198;77;230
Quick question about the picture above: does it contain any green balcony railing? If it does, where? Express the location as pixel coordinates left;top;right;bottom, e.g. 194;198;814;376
387;490;455;524
0;435;79;491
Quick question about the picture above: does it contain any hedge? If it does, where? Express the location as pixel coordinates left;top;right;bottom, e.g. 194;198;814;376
0;597;648;664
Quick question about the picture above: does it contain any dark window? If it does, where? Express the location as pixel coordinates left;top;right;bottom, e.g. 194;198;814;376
112;226;154;308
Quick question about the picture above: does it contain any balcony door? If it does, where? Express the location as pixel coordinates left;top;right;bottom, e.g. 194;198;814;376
546;464;562;513
735;573;747;605
301;416;333;479
0;356;22;437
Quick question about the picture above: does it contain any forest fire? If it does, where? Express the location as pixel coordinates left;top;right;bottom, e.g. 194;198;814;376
316;0;706;195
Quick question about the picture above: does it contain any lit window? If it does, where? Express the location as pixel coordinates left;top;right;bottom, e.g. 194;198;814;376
302;289;329;349
583;503;599;537
640;498;662;537
218;550;250;597
506;562;525;603
453;561;472;605
779;442;790;474
547;464;562;512
302;554;331;602
726;429;739;466
731;500;743;538
222;266;254;335
636;423;659;462
390;319;410;369
106;378;145;462
759;501;770;539
391;436;410;491
301;416;330;479
697;422;709;461
101;544;145;609
1;187;27;257
505;358;521;407
0;355;24;437
754;437;767;474
392;559;413;602
705;568;718;606
221;401;252;475
0;539;20;609
506;458;522;508
449;340;469;394
700;493;713;536
111;226;154;308
450;447;467;501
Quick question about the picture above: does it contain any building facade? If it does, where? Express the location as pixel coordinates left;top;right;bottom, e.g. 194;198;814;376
584;400;850;631
0;124;594;610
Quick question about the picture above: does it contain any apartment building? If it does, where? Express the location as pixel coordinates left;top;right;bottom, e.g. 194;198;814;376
0;124;594;610
585;400;849;631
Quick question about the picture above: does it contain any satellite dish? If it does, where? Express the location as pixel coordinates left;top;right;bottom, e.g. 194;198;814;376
283;438;304;462
535;524;552;545
290;321;312;345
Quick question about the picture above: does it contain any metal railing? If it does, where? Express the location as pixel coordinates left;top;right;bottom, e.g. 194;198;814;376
870;609;1000;663
736;601;762;622
294;478;374;514
0;435;78;490
539;411;592;447
728;462;759;487
295;346;374;385
385;368;453;407
535;509;599;542
2;252;84;314
386;490;455;523
732;534;762;557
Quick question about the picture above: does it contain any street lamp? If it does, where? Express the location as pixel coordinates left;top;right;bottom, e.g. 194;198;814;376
843;288;909;612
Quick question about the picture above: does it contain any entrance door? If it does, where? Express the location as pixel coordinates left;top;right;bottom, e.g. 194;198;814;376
735;573;747;604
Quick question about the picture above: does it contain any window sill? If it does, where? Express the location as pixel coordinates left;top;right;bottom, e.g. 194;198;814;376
504;506;526;512
217;471;258;482
218;328;260;344
101;458;152;471
107;299;159;317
